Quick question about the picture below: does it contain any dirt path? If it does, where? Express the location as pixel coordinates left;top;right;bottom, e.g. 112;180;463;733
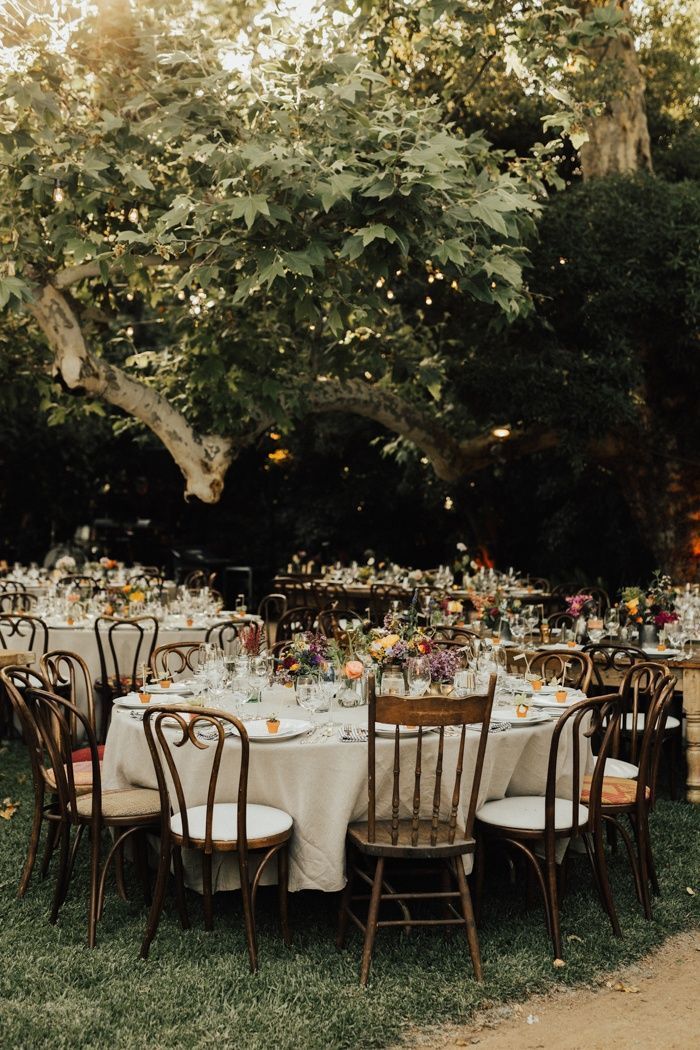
405;931;700;1050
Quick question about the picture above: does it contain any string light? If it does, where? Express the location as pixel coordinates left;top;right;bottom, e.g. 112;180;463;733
492;426;511;439
52;181;64;204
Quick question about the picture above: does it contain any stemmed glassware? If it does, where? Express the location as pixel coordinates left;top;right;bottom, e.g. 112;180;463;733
406;656;431;697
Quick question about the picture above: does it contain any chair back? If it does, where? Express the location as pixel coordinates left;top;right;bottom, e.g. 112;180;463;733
619;661;668;764
547;612;575;631
94;615;159;697
143;706;250;856
312;582;349;609
24;686;102;824
257;593;288;648
40;649;97;742
366;673;496;847
276;577;314;608
204;620;240;652
582;643;646;691
0;613;49;654
0;579;27;593
56;574;100;598
0;666;53;798
0;590;37;613
636;674;677;806
545;693;621;845
275;606;317;643
529;650;593;693
317;607;365;642
369;584;407;623
150;641;202;680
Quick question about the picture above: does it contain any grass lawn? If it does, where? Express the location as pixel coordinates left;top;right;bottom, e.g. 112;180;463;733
0;740;698;1049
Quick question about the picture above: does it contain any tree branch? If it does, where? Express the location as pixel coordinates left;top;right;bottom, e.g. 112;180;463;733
29;284;232;503
54;254;184;289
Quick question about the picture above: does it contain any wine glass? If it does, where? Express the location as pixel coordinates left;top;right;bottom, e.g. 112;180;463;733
510;615;525;647
406;656;431;697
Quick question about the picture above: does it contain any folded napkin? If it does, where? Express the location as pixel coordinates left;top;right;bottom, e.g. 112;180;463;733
195;722;238;742
339;725;368;743
465;720;511;734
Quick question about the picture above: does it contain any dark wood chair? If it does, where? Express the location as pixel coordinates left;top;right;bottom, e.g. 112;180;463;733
312;582;349;608
94;615;159;739
40;649;104;762
547;611;575;632
0;579;27;592
474;693;622;959
150;641;202;680
257;592;287;649
369;584;407;623
183;569;217;591
618;661;681;798
337;672;497;986
585;674;677;920
317;606;365;642
0;612;49;655
0;590;37;613
275;606;318;643
24;686;160;946
140;705;293;969
56;574;101;597
528;650;593;693
582;643;646;693
276;577;315;609
204;620;240;652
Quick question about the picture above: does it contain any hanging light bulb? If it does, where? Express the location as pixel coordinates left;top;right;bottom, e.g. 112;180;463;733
128;206;139;223
52;181;64;204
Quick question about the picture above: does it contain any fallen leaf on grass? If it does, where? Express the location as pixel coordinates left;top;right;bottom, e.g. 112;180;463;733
686;887;696;896
567;934;584;943
15;773;27;785
0;797;20;820
553;958;566;968
611;982;640;994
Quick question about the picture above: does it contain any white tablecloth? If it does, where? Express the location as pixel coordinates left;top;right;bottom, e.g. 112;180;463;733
102;688;585;894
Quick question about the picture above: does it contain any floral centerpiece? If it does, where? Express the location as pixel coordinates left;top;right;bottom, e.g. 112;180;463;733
428;648;461;685
453;541;479;579
240;623;264;657
621;572;679;629
565;593;594;618
276;632;331;684
366;601;432;669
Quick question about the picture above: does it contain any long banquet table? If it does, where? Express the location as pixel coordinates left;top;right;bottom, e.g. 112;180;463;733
102;688;586;894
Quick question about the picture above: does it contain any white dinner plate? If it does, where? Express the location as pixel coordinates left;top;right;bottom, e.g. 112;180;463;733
531;691;584;709
374;723;437;737
114;693;181;710
245;718;313;742
538;642;583;651
146;682;192;694
504;712;552;727
641;646;680;658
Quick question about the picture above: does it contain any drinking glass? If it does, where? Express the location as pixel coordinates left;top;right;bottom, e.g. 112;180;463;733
510;616;525;646
406;656;431;697
295;675;318;711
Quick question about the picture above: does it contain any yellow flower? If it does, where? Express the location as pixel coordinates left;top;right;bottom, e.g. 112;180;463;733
381;634;400;650
128;590;145;603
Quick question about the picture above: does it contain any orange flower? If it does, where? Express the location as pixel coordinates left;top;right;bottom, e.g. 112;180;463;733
128;590;145;603
345;660;364;680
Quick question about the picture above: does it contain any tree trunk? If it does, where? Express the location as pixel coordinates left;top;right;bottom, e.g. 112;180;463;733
579;3;653;178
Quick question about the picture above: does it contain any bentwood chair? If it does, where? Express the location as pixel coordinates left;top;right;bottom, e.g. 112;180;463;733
546;612;575;633
56;574;100;598
584;674;677;920
0;665;56;896
275;606;318;643
0;590;37;613
619;661;681;797
140;706;293;970
150;641;202;680
317;607;365;643
0;612;49;655
23;687;160;946
582;643;646;694
369;584;407;624
204;620;240;652
337;673;497;986
40;650;104;762
94;615;159;739
474;693;622;959
257;593;287;649
528;650;593;694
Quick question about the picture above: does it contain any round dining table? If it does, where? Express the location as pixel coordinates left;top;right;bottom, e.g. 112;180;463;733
102;687;588;895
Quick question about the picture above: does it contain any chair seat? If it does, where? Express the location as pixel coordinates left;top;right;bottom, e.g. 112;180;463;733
44;760;98;795
581;775;650;806
476;796;589;833
71;745;106;763
170;803;293;847
593;755;638;779
75;788;161;821
347;819;475;857
623;713;680;731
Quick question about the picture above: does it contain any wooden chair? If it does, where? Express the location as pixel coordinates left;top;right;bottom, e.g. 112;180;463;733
337;673;497;986
0;590;37;613
0;612;49;655
474;693;622;959
140;706;293;969
150;641;202;680
257;593;288;649
584;587;610;614
183;569;217;591
0;665;55;896
312;582;349;608
317;606;365;642
40;650;104;761
618;661;681;797
56;574;100;597
0;579;27;592
204;620;240;652
585;674;677;920
275;606;318;643
276;577;315;608
582;643;646;693
369;584;407;623
528;650;593;693
24;686;160;946
547;611;575;632
94;616;159;739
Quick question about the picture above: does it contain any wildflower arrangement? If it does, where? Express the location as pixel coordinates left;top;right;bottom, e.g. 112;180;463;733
276;632;330;683
621;572;678;626
428;648;461;683
565;594;594;618
453;541;479;577
240;623;265;657
367;599;432;668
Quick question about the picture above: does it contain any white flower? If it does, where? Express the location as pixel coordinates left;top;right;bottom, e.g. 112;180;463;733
456;542;467;552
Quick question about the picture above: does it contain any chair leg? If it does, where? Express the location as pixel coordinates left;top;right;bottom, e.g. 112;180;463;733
19;790;45;897
592;826;622;938
172;846;190;930
359;856;384;987
336;843;356;950
202;852;214;931
87;824;102;948
454;858;483;982
631;813;653;920
277;845;291;946
133;830;152;906
473;832;486;923
40;812;60;879
50;822;71;925
544;854;563;959
114;840;129;902
239;857;258;973
646;832;660;896
140;840;171;960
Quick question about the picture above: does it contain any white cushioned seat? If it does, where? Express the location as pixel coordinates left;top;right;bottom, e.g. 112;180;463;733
623;713;679;731
476;796;589;832
593;755;639;779
171;802;292;844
